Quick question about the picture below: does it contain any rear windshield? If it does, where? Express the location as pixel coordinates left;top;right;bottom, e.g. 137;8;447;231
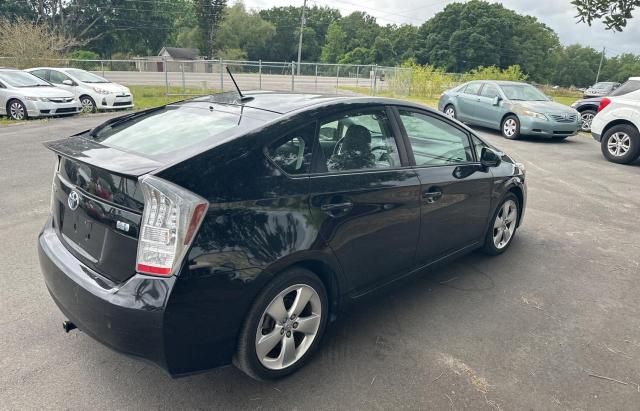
610;80;640;97
92;106;241;156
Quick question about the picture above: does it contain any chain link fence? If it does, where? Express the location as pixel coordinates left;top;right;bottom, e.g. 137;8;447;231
0;57;412;96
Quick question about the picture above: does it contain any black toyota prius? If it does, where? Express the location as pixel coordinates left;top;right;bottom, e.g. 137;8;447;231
38;90;527;380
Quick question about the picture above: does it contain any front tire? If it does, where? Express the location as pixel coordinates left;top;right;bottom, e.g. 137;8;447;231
80;95;97;113
601;124;640;164
7;99;27;120
234;267;328;380
501;115;520;139
482;194;520;255
444;104;457;119
579;109;596;132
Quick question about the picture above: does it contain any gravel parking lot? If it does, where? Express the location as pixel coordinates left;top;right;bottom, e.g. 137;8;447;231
1;114;639;410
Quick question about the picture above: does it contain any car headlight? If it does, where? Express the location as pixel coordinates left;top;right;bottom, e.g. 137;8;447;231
92;87;111;95
25;96;49;102
570;102;578;108
516;108;548;120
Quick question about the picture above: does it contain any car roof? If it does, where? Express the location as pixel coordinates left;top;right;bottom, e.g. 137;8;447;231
180;91;426;115
629;77;640;81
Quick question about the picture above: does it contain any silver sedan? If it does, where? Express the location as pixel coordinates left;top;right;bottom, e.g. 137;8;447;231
0;69;81;120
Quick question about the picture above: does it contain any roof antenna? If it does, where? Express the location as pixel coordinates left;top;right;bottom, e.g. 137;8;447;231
225;66;249;101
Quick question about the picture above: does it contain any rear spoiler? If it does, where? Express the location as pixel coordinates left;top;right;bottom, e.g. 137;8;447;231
44;137;162;177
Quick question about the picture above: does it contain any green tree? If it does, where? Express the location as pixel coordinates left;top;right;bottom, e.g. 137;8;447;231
572;0;639;31
416;0;562;82
216;3;275;60
320;21;346;63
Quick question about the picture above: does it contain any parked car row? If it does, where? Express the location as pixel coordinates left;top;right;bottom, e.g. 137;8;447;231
0;67;133;120
438;78;640;165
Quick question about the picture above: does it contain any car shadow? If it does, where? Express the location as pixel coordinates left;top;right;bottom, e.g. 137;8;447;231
77;234;534;407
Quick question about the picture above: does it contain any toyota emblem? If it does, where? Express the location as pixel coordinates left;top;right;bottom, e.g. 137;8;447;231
68;190;80;211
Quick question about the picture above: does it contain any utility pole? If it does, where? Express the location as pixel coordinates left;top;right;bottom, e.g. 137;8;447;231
595;47;605;83
296;0;307;76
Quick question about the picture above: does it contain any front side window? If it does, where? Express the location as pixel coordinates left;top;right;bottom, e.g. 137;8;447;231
399;110;473;166
267;124;315;175
320;110;401;172
480;84;500;98
50;70;71;84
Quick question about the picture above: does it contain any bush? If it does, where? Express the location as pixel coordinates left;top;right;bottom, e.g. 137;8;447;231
69;50;100;70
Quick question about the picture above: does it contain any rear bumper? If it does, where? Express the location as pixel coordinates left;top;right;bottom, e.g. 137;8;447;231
38;218;170;370
519;117;580;137
38;217;239;376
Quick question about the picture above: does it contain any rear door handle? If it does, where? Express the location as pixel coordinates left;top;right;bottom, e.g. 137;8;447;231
320;201;353;212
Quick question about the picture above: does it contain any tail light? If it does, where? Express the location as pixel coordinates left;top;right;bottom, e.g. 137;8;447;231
597;97;611;112
136;176;208;277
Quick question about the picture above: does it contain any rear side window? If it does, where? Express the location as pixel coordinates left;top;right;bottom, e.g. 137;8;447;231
267;124;315;175
319;110;401;172
610;80;640;97
463;83;482;95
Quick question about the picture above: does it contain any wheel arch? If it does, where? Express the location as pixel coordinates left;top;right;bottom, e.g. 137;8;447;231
500;112;518;125
260;252;346;321
602;119;638;138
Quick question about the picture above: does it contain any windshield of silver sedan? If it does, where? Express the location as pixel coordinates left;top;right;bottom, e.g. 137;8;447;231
500;84;548;101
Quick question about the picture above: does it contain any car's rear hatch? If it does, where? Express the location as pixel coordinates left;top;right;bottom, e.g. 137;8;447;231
47;137;162;284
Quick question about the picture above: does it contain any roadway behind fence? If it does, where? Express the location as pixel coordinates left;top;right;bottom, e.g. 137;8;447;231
0;57;413;97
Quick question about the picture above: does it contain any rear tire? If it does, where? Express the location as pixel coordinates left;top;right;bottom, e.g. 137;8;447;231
482;194;520;255
501;115;520;139
7;99;27;120
234;267;328;380
600;124;640;164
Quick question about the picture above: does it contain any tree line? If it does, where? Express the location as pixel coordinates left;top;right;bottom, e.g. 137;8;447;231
1;0;638;88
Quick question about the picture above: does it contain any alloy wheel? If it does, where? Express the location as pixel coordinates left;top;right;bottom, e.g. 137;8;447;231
580;112;594;131
255;284;322;370
607;132;631;157
493;199;518;249
503;119;517;138
444;106;456;119
9;101;25;120
81;97;95;113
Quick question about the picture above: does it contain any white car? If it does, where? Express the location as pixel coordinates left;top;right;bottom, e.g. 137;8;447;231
591;77;640;164
0;69;81;120
27;67;133;113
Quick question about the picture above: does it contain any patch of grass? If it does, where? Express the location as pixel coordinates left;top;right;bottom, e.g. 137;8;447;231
129;85;216;110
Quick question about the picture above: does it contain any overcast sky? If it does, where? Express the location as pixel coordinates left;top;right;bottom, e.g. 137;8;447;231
240;0;640;56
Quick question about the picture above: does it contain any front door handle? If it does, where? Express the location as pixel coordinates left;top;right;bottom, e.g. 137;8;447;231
422;190;443;203
320;201;353;213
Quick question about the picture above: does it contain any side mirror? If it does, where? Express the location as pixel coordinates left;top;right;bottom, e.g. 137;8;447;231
480;147;501;168
492;96;501;106
62;79;74;86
